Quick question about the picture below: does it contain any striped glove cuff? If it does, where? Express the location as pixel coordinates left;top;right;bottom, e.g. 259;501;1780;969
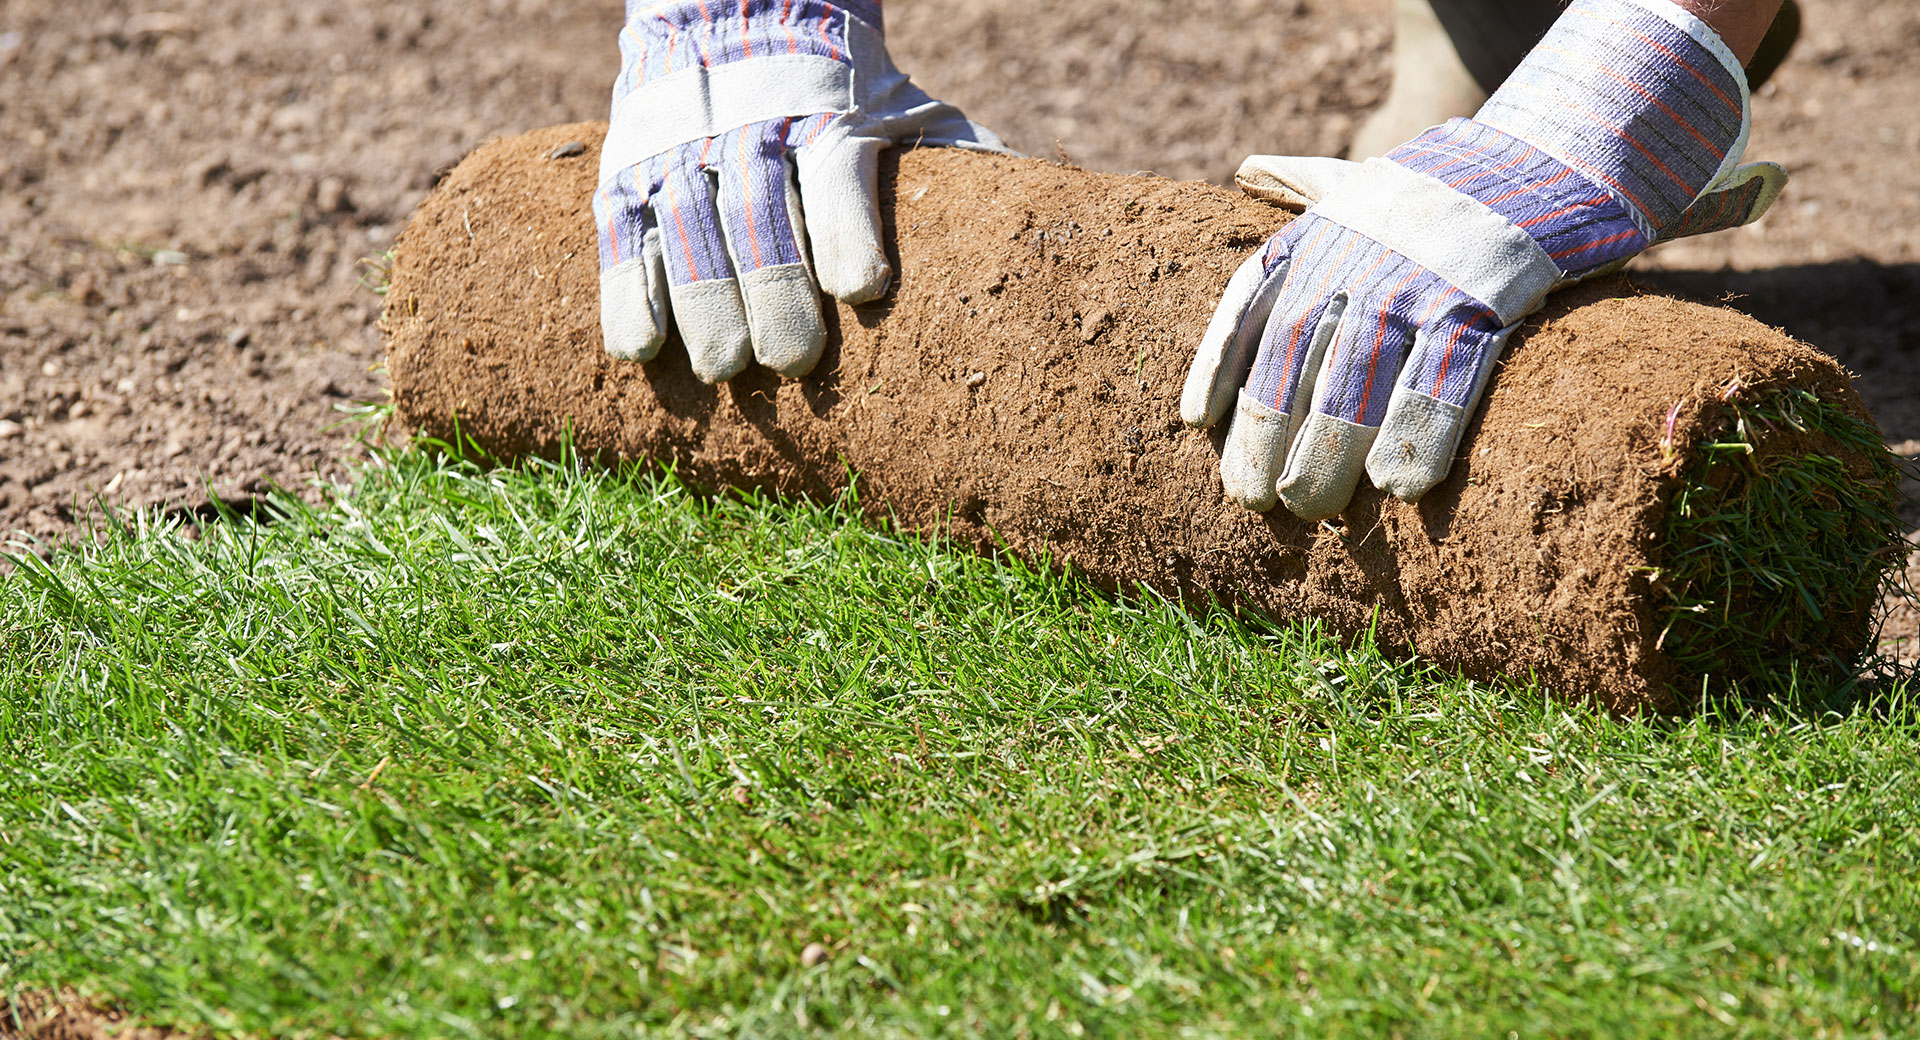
1399;0;1754;279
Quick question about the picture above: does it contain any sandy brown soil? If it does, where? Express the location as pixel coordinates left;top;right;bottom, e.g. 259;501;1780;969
1;0;1913;657
0;0;1911;523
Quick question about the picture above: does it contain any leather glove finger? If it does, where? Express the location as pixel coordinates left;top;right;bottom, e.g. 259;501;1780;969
1657;161;1789;244
795;129;891;304
1367;320;1515;503
658;149;753;384
1181;229;1295;430
1233;154;1362;212
714;123;826;377
594;165;671;363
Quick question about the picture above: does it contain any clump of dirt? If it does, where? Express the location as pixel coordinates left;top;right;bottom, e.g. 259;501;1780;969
386;124;1895;714
3;992;195;1040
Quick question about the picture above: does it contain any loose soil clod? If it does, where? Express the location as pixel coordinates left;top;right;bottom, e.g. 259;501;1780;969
385;123;1905;715
3;991;191;1040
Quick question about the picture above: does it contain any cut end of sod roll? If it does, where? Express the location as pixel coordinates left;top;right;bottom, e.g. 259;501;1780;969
1655;387;1908;704
382;123;1909;715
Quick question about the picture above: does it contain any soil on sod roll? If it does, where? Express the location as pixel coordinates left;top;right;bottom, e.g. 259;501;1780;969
385;123;1903;715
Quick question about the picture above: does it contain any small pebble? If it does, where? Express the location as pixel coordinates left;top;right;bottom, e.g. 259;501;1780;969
315;176;349;214
966;371;987;387
801;943;830;967
1079;308;1111;343
547;141;588;160
67;275;101;306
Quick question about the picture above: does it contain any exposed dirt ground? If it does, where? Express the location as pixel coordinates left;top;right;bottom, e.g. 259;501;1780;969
0;6;1911;590
2;0;1914;533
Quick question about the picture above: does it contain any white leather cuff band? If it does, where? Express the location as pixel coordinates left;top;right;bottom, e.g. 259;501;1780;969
600;55;855;182
1311;159;1560;326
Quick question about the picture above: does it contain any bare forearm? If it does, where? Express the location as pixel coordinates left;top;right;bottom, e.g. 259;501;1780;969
1673;0;1785;64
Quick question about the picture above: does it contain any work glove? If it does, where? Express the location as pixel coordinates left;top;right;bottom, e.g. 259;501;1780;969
594;0;1003;383
1182;0;1786;519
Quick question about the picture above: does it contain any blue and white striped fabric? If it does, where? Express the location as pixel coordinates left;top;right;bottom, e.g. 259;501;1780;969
1476;0;1750;239
1238;212;1503;432
1183;0;1785;521
593;0;1001;384
597;1;871;286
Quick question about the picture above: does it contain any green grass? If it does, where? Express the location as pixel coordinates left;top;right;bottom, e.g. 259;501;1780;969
3;450;1917;1039
1656;387;1910;702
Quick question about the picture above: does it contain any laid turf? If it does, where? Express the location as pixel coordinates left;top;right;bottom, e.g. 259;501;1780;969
3;450;1917;1039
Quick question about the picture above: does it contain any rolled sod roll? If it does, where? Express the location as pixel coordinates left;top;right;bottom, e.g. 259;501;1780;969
384;123;1905;714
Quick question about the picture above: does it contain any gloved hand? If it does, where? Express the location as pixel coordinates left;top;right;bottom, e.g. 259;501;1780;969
1182;0;1786;519
594;0;1003;383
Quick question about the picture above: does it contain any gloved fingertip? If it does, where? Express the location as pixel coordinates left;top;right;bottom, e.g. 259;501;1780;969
1182;372;1242;431
600;259;666;362
603;322;665;364
1222;472;1280;513
756;329;827;377
1366;386;1469;503
1276;412;1377;522
1219;390;1291;512
1234;154;1362;211
743;264;828;377
689;336;752;384
670;278;753;384
1178;388;1216;431
818;250;891;305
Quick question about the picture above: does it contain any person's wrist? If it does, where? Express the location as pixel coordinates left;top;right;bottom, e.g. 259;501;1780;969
1671;0;1786;64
